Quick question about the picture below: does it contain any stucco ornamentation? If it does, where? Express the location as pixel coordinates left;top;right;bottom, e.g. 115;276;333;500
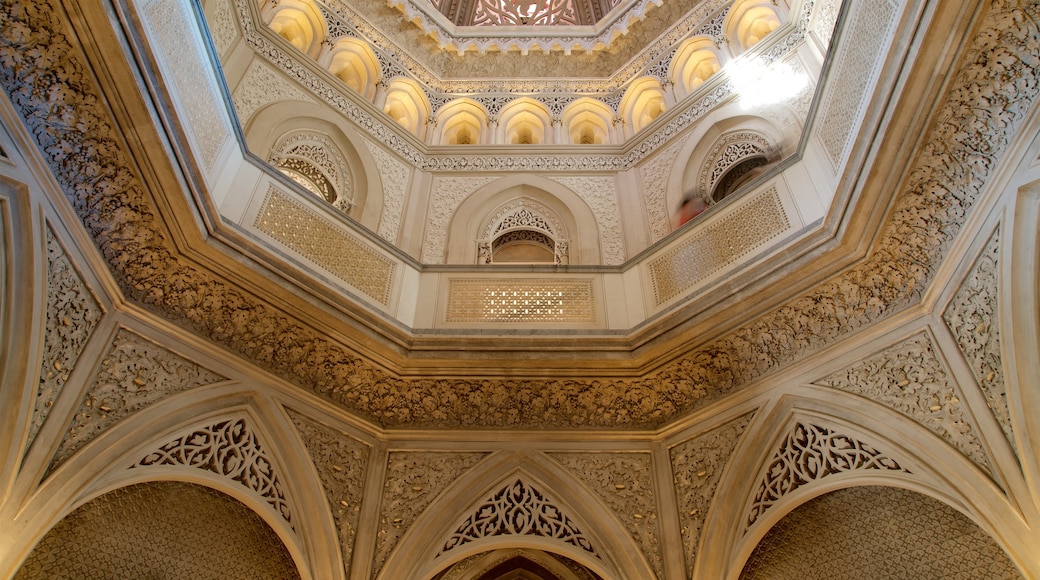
553;175;625;264
374;452;487;572
30;230;102;450
52;329;225;471
670;413;753;574
943;229;1016;457
548;452;662;578
287;411;370;573
639;135;690;242
363;138;410;242
746;422;908;530
131;417;294;525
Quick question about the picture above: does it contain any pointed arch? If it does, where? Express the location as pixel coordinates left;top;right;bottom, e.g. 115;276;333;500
724;0;784;52
260;0;328;58
561;98;615;145
671;36;723;97
323;37;381;100
496;98;552;145
620;76;667;135
381;78;431;139
435;99;488;145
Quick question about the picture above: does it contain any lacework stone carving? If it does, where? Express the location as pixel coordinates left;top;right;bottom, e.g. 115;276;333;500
254;187;395;305
553;176;624;265
131;418;293;525
269;130;354;209
363;139;411;242
287;410;370;573
232;59;317;126
640;135;691;242
943;229;1016;456
141;0;230;173
809;0;841;50
740;486;1024;580
375;452;487;572
698;132;773;196
422;176;498;263
52;329;226;471
548;452;662;579
208;0;239;58
13;481;301;580
817;0;897;169
484;200;564;240
30;230;102;450
445;279;596;324
670;413;753;574
649;187;790;306
746;423;908;529
439;478;599;558
1;0;1037;432
814;332;989;471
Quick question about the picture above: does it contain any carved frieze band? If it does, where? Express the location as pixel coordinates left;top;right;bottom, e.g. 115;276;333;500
131;418;294;525
548;452;662;578
30;229;102;450
0;0;1037;430
439;478;599;558
287;410;370;573
943;229;1016;457
375;452;487;573
51;328;225;471
745;422;908;530
670;413;753;574
813;333;990;472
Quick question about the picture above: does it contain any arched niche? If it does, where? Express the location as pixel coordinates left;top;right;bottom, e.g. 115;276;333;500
620;77;667;136
444;175;600;265
14;480;303;579
268;129;355;212
671;36;723;97
381;78;431;139
725;0;784;52
561;98;615;145
260;0;327;58
375;451;655;580
323;37;381;100
242;100;384;229
477;198;570;265
497;98;552;145
432;548;598;580
436;99;488;146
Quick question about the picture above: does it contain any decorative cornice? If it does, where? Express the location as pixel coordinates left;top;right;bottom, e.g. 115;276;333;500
0;0;1036;429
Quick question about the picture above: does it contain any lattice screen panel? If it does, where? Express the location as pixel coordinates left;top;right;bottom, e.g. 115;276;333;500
740;485;1022;579
446;279;596;324
16;481;300;580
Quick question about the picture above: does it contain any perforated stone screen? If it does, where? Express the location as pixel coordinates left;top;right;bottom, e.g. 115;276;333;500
16;481;300;580
740;485;1022;579
445;279;597;324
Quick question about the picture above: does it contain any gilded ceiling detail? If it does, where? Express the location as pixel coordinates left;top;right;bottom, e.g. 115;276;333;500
0;0;1037;430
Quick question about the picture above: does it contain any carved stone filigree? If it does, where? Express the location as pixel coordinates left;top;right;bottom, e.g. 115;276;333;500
287;411;370;574
207;0;239;58
30;230;102;450
269;130;354;208
746;423;909;530
439;478;599;558
639;135;691;241
814;333;989;471
232;59;316;126
943;229;1016;456
698;132;773;197
363;139;411;243
1;0;1037;431
422;175;498;263
552;175;625;265
131;418;293;525
548;452;661;578
52;329;226;470
670;413;753;574
375;452;487;572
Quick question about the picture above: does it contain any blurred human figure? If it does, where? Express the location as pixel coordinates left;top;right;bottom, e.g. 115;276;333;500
677;193;708;227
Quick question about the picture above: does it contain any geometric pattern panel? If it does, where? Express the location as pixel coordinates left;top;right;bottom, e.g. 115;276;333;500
254;187;395;306
943;229;1016;457
740;485;1023;579
649;187;790;306
813;332;990;472
30;229;103;451
287;410;370;575
51;328;226;471
439;478;599;558
548;452;661;578
746;422;908;529
670;413;754;575
14;481;300;580
130;418;293;525
445;279;596;324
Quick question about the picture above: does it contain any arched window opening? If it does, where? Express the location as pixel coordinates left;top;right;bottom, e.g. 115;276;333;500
491;230;556;263
268;131;354;211
712;155;770;202
477;201;570;265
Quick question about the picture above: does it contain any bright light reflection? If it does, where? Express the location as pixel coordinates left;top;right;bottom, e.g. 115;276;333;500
729;58;808;109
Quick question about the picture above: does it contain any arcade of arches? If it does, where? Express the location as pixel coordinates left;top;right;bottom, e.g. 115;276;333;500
0;0;1039;578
